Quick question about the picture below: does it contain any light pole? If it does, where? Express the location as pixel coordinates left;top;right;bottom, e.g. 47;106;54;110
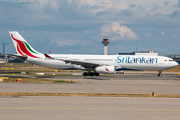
0;43;11;54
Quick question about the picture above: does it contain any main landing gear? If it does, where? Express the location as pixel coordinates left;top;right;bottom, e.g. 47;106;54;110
158;70;162;77
83;72;99;76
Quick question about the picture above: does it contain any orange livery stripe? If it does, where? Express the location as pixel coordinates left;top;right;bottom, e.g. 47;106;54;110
17;44;24;55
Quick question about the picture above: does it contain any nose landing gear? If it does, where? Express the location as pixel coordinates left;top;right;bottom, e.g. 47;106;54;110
158;70;162;77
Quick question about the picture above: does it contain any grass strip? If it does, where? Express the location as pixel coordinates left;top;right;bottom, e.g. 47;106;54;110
2;78;70;83
0;92;180;98
0;63;33;67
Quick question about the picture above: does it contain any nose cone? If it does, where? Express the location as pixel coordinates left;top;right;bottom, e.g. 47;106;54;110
174;61;179;67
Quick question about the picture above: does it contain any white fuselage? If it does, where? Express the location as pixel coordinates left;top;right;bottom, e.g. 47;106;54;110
27;54;178;71
9;31;178;74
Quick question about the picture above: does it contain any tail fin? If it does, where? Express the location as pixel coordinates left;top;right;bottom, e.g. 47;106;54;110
9;31;43;58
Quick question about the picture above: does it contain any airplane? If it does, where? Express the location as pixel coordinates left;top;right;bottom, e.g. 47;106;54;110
8;31;178;76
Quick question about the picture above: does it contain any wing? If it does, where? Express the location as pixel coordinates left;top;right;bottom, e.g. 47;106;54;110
44;54;107;68
58;59;102;68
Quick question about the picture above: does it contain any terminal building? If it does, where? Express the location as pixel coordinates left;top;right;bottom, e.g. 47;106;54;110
0;53;8;63
118;50;158;56
172;56;180;64
0;53;24;63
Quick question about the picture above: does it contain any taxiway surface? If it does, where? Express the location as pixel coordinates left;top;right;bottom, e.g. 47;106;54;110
1;73;180;120
0;96;180;120
0;73;180;95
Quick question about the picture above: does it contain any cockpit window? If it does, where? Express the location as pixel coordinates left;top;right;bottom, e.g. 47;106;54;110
169;60;173;62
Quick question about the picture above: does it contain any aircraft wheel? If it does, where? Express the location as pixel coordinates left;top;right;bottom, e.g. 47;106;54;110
158;74;162;77
83;72;88;76
95;73;99;76
89;72;94;76
158;70;162;77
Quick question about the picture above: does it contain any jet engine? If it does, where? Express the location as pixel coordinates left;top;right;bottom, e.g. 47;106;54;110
95;66;115;74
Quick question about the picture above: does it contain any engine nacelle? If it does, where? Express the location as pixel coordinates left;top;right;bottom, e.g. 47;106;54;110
95;66;115;74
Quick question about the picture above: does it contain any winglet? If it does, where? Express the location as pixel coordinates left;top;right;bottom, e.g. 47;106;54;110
44;53;51;58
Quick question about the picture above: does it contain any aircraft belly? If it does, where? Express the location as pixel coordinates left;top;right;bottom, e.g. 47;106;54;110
156;63;177;70
120;63;157;70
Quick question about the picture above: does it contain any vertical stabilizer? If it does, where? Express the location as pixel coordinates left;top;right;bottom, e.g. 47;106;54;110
9;31;43;58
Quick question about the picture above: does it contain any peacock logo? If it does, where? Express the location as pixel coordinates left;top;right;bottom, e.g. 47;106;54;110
10;33;40;58
105;67;109;72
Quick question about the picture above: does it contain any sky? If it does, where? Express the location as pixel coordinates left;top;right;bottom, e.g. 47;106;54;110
0;0;180;55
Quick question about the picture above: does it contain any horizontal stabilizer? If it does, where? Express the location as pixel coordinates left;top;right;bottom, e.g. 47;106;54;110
6;54;28;61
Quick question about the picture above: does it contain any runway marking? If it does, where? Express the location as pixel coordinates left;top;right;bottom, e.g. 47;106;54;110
0;108;180;111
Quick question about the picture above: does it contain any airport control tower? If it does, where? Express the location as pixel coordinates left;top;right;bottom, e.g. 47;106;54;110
102;37;109;55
